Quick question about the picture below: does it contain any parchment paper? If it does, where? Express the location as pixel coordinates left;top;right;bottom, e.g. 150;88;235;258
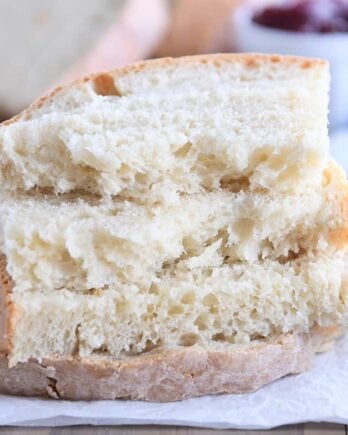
0;334;347;429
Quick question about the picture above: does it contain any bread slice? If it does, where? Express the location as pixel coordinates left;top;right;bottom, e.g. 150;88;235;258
0;163;347;367
0;54;329;202
0;162;346;294
0;54;347;401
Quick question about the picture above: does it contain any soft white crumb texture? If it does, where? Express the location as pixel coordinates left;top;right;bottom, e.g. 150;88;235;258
1;55;347;368
9;250;348;366
0;57;329;201
0;175;343;294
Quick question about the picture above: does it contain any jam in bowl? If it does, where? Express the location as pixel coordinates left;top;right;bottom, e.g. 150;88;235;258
253;0;348;33
232;0;348;126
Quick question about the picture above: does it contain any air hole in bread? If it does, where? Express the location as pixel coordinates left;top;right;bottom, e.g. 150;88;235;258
92;73;121;97
134;172;148;185
277;247;307;264
72;324;81;356
180;333;198;346
212;332;226;342
118;163;132;177
203;293;218;308
143;338;163;353
197;153;226;171
92;343;110;355
233;218;254;242
149;283;159;295
194;314;208;331
182;236;202;257
174;142;192;158
181;292;196;305
219;176;250;193
168;304;184;315
116;299;129;314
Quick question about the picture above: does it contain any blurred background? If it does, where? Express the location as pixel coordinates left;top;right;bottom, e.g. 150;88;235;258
0;0;347;167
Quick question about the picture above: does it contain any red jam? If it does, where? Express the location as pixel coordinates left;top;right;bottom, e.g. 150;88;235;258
253;0;348;33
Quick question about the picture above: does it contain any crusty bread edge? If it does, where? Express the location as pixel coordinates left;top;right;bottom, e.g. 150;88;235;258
1;252;342;402
325;161;348;248
2;53;328;127
0;256;15;355
0;326;341;402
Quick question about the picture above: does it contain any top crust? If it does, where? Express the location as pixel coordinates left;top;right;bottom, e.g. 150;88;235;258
3;53;328;125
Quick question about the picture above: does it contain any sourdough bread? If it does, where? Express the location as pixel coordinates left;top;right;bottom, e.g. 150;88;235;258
0;54;347;401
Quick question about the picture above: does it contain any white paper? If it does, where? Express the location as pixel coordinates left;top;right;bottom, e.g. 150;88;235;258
0;334;347;429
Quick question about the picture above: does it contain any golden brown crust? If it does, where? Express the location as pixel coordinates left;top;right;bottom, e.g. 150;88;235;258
0;355;51;398
0;326;340;402
0;255;14;355
324;161;348;248
1;53;328;127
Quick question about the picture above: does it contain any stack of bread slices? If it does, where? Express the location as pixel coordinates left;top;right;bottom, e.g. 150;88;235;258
0;54;347;402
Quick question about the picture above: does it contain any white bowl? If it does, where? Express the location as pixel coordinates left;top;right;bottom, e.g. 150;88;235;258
232;3;348;128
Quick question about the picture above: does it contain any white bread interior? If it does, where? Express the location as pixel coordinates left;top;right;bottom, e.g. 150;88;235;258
0;54;329;202
7;250;347;366
0;54;347;400
0;163;346;294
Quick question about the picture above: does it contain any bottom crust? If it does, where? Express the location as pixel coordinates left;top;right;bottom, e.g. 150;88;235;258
0;326;340;402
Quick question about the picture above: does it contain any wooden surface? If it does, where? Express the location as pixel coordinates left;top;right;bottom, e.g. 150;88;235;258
0;424;346;434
